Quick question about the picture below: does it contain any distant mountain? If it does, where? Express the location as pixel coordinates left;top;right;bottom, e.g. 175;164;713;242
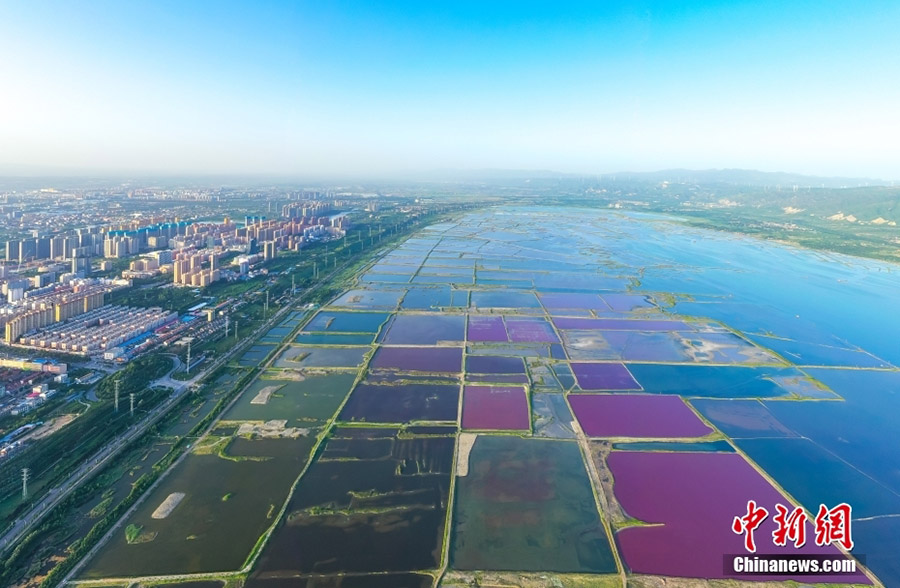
609;168;887;188
0;166;891;191
407;168;579;183
398;168;890;188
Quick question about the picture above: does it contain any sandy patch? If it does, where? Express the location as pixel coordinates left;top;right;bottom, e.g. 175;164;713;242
28;414;78;441
456;432;477;476
152;492;185;519
237;419;310;439
250;384;283;405
269;371;306;381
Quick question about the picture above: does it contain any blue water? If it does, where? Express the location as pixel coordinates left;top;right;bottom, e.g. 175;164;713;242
341;207;900;585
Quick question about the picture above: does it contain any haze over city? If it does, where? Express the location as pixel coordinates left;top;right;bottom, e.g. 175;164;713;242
2;0;899;179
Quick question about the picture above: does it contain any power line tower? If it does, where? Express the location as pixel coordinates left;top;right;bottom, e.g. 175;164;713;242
225;315;229;338
265;290;269;316
22;468;29;500
114;379;120;413
234;320;239;341
130;393;135;418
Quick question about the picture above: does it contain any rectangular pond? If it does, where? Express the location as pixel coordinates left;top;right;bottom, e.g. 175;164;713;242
451;436;616;573
338;382;460;423
461;385;530;431
607;450;866;582
248;428;453;580
570;362;642;391
570;394;713;438
371;346;463;373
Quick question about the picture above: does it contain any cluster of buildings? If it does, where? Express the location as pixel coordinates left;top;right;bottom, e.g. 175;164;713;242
0;357;67;424
101;219;201;259
6;382;58;417
5;227;103;266
0;281;123;344
117;211;349;287
281;200;334;219
3;198;348;289
17;304;177;355
0;357;68;374
171;250;222;287
0;196;360;366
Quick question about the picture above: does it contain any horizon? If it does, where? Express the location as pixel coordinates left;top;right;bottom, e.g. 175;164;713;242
2;1;899;180
0;166;892;188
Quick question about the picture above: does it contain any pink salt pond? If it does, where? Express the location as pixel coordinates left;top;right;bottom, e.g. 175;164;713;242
569;394;713;438
570;362;642;390
608;451;869;583
461;385;530;430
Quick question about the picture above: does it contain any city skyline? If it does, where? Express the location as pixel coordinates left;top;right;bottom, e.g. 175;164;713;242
2;1;899;180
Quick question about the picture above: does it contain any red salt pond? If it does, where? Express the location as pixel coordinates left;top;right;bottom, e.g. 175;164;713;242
569;394;712;438
571;362;642;390
461;385;530;430
608;451;869;583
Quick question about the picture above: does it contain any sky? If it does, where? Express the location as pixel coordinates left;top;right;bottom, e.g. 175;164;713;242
1;1;899;179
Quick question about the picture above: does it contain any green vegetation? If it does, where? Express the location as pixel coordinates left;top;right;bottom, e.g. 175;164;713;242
546;178;900;265
676;207;900;263
0;386;170;526
124;523;143;544
107;279;204;313
96;354;172;401
88;493;115;519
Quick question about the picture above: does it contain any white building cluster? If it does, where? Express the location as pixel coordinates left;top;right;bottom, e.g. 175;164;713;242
16;304;177;354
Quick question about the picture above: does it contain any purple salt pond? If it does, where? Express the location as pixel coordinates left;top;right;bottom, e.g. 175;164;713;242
553;317;693;331
467;316;508;342
461;385;530;430
571;362;642;390
371;346;463;373
465;355;526;374
382;314;465;345
505;318;560;343
608;451;868;583
338;383;460;423
569;394;712;438
600;293;655;311
539;292;610;310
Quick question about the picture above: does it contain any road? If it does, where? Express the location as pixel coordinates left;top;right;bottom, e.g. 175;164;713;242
0;304;291;557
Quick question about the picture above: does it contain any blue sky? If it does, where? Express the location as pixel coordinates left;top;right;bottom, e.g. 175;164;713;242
1;1;898;178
